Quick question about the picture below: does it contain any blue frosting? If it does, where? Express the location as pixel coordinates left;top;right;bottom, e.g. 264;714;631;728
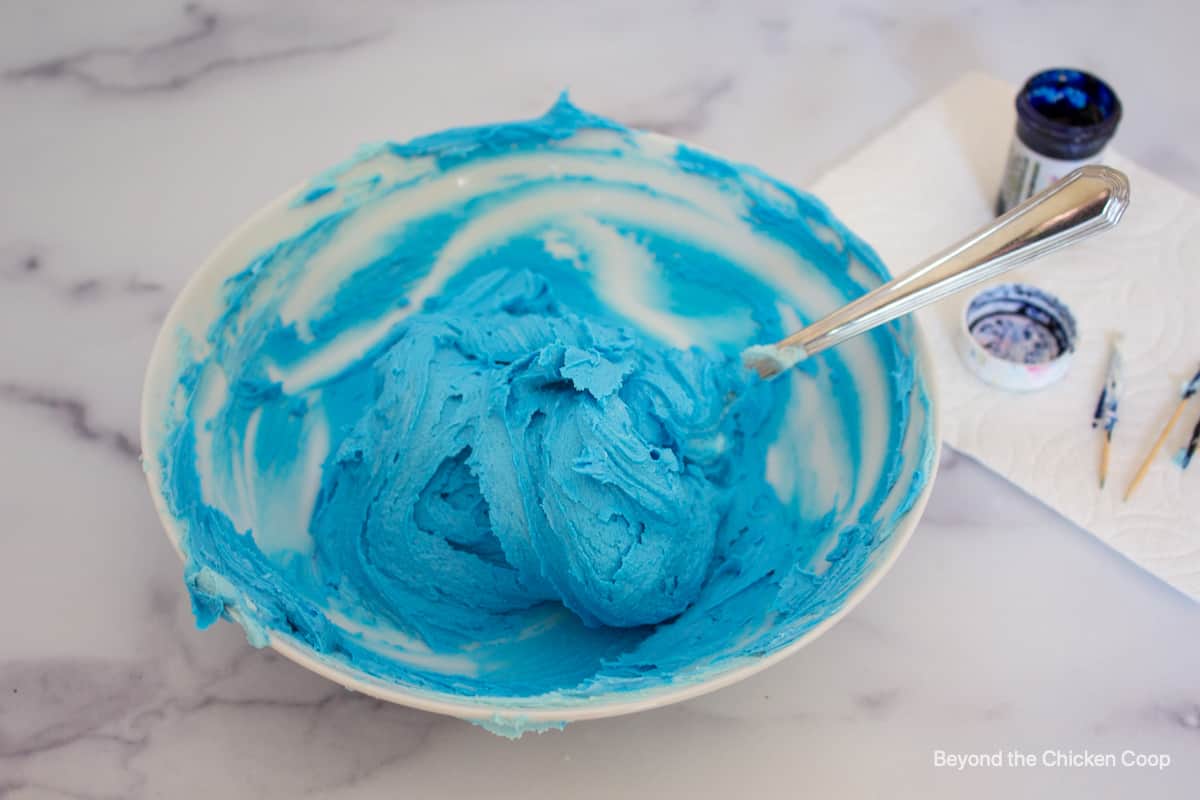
314;265;775;637
150;96;935;730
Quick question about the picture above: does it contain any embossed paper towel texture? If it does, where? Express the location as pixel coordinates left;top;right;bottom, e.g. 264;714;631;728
812;73;1200;599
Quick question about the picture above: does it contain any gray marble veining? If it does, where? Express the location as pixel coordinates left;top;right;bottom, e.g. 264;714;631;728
3;3;388;96
0;383;140;461
2;1;1199;797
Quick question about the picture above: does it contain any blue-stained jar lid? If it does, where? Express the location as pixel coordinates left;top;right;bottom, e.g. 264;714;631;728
959;283;1078;392
1016;68;1122;160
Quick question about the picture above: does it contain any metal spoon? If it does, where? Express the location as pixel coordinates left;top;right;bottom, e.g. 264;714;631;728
743;164;1131;380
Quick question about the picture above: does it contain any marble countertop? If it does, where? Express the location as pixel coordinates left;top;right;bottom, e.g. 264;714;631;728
3;1;1199;797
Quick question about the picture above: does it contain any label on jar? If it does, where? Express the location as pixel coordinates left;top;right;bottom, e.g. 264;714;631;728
996;137;1107;214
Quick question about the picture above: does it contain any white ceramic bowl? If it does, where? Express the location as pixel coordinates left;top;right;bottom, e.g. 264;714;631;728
141;126;941;732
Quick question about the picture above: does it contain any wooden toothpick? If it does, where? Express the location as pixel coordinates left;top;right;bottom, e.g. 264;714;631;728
1177;411;1200;470
1124;364;1200;501
1092;336;1122;490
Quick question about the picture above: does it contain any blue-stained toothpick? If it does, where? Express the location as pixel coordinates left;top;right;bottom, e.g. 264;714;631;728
1125;363;1200;500
1175;411;1200;470
1092;337;1123;488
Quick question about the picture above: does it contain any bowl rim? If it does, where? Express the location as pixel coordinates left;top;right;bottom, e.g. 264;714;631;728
140;137;943;727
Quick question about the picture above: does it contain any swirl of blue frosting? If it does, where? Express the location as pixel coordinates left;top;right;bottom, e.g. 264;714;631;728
148;96;935;728
313;266;769;635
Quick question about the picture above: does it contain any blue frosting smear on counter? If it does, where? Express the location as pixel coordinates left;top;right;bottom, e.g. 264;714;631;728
151;96;935;732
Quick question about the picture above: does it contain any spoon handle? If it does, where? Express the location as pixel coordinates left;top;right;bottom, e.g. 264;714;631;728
758;165;1129;372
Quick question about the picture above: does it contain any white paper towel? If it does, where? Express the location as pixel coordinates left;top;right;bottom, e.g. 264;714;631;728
811;73;1200;599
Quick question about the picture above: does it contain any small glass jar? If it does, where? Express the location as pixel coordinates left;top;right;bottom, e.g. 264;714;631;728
996;68;1122;214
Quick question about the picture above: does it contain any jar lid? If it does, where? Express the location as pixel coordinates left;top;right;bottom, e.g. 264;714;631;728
959;283;1077;392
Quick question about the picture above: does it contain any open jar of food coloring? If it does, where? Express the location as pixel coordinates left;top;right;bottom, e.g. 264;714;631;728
996;68;1122;214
